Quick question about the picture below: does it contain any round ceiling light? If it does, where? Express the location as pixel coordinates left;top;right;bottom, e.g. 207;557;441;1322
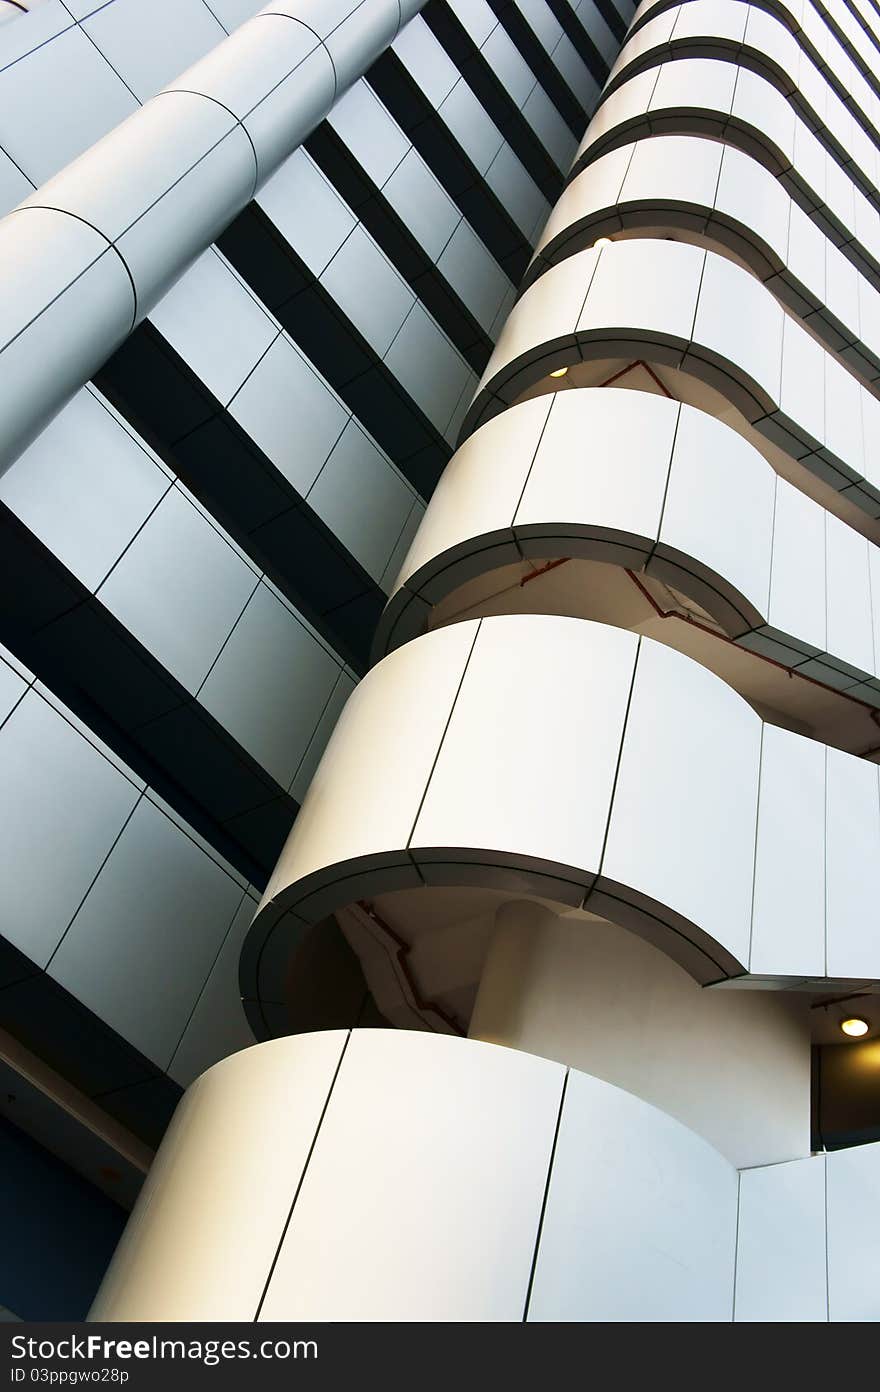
840;1017;870;1038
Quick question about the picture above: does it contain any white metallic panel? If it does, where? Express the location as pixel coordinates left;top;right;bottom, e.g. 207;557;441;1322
620;132;723;213
730;68;795;164
602;637;761;968
0;388;169;593
148;250;278;407
750;725;826;979
260;621;478;907
90;1032;350;1321
779;313;825;449
714;144;790;264
82;0;227;102
227;333;349;495
256;150;356;278
692;251;784;409
767;481;827;654
485;142;548;241
824;353;865;481
395;397;551;593
383;304;472;436
198;583;341;790
439;80;503;175
578;239;704;346
384;150;460;262
515;388;674;548
321;225;415;357
411;617;639;885
827;1141;880;1323
168;892;258;1088
0;655;27;728
529;1066;738;1322
0;690;141;967
308;421;416;584
825;748;880;979
49;797;245;1067
436;220;510;332
322;0;401;90
825;514;875;677
536;145;632;256
735;1157;827;1322
391;16;460;106
484;250;600;394
0;25;138;184
259;1030;564;1321
327;81;410;187
97;485;259;693
649;58;737;125
660;402;774;624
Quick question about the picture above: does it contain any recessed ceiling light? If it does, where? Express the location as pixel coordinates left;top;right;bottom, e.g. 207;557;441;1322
549;366;569;378
593;237;613;249
840;1016;869;1038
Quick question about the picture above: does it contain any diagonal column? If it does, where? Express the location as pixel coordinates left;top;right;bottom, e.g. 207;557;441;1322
0;0;427;476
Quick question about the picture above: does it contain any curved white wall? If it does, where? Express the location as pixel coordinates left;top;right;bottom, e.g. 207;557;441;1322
469;901;811;1166
463;238;880;520
378;389;880;710
90;1029;880;1321
0;0;427;473
242;613;880;1011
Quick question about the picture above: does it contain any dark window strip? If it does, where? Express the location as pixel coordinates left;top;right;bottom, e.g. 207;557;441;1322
425;1;576;185
305;123;495;373
577;0;627;47
367;49;533;282
545;0;616;82
474;0;592;135
0;941;182;1149
0;502;297;889
215;204;453;500
96;323;391;674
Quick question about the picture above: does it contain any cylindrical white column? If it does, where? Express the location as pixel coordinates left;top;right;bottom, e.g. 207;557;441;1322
0;0;427;475
469;899;812;1169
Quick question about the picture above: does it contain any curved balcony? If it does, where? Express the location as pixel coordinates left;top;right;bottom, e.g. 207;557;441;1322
376;388;880;753
240;612;880;1047
89;1028;880;1322
461;238;880;525
572;58;880;291
608;0;880;203
526;133;880;387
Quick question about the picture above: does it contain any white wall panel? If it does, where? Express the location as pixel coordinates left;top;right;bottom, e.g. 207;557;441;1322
602;637;761;968
412;617;638;891
91;1032;349;1321
825;748;880;978
827;1141;880;1322
735;1156;827;1322
261;621;478;909
767;481;827;656
530;1066;737;1321
259;1030;564;1321
750;726;826;978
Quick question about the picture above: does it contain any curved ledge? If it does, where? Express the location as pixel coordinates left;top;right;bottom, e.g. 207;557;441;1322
90;1027;880;1322
376;389;880;710
90;1030;749;1322
570;58;880;293
629;0;880;127
241;614;880;1026
525;134;880;386
608;0;880;206
461;238;880;520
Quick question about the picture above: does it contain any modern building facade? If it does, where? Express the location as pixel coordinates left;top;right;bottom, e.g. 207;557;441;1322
0;0;878;1323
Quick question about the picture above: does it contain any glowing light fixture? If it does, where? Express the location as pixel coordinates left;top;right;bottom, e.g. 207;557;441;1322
593;237;613;249
840;1016;869;1038
549;367;569;379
